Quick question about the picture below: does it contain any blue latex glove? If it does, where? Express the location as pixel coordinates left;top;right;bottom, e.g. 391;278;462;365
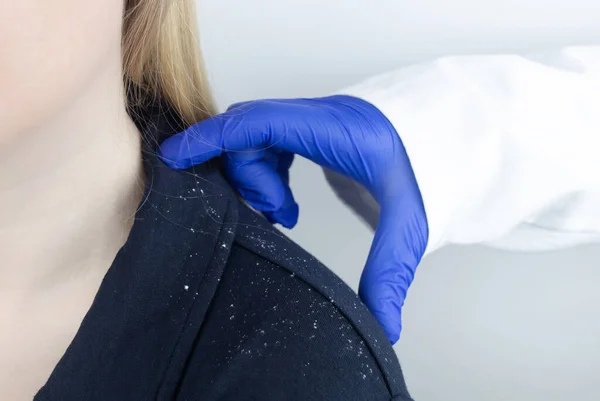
159;95;428;343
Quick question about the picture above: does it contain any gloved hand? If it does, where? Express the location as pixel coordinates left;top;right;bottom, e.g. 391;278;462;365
159;95;428;344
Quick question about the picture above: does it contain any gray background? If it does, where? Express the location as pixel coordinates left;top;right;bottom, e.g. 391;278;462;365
195;1;600;400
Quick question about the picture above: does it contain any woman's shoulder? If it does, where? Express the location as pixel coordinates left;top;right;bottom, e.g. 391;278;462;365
135;102;413;398
35;110;411;401
175;199;413;401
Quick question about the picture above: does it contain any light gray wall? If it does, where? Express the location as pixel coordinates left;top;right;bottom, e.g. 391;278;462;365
196;1;600;400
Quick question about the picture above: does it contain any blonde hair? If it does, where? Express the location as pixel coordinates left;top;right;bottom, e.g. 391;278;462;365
122;0;216;126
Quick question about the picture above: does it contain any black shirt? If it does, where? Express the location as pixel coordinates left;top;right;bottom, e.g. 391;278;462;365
34;106;413;401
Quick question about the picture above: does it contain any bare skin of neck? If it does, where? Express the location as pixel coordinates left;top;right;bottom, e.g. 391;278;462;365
0;50;144;401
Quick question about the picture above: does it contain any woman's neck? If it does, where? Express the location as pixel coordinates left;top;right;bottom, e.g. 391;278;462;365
0;61;144;293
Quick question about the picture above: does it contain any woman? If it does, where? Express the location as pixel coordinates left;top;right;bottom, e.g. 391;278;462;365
161;46;600;343
0;1;411;400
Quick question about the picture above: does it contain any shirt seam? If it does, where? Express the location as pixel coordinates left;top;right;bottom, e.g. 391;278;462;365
155;198;237;400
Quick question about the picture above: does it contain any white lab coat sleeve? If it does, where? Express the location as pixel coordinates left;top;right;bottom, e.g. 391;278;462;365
328;46;600;254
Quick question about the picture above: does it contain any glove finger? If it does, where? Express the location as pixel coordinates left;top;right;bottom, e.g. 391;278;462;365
358;199;428;344
261;149;281;171
158;103;270;170
226;149;299;228
262;185;299;229
261;149;294;183
159;100;330;171
275;151;294;185
262;150;298;228
224;151;285;212
158;115;228;169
